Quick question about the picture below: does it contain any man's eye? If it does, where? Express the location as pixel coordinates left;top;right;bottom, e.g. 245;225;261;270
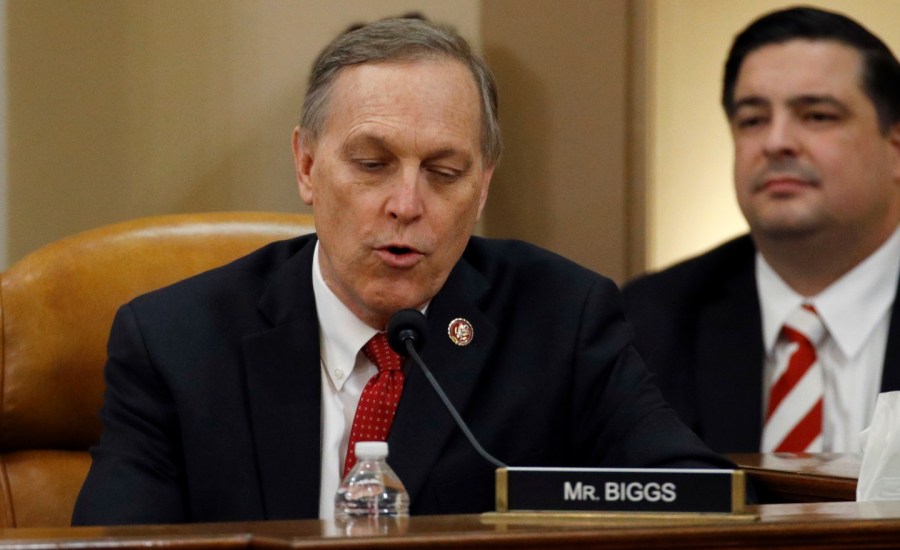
804;111;839;123
427;168;462;183
356;160;386;171
735;115;766;129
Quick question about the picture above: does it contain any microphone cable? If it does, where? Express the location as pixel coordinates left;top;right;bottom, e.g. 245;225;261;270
402;334;507;469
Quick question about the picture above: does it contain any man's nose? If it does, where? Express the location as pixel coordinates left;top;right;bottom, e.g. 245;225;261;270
762;114;800;159
386;166;424;222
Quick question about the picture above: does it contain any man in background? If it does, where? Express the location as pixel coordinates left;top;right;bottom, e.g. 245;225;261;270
73;17;726;525
624;6;899;453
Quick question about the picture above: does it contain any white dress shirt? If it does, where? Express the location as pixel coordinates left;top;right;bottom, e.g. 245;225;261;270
311;243;379;519
757;226;900;452
311;242;428;518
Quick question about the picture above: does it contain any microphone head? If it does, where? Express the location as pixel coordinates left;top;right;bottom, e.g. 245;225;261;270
387;309;428;356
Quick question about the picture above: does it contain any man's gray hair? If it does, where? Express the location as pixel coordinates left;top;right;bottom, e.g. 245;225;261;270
300;17;502;166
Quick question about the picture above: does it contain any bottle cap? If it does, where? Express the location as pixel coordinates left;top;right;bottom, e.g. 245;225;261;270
355;441;389;459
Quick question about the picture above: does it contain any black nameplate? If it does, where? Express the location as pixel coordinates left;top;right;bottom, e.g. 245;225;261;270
496;467;744;514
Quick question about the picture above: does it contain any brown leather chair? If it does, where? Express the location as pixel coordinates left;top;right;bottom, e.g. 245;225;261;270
0;212;315;527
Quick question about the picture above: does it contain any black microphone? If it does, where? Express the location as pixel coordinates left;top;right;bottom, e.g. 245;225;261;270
387;309;507;469
386;308;428;355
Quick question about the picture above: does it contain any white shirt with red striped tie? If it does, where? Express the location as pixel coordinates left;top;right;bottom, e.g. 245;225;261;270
757;226;899;452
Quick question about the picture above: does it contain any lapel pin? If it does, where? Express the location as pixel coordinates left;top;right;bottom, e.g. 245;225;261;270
448;318;474;346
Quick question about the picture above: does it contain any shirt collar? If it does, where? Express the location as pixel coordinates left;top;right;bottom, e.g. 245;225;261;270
311;242;378;391
757;254;804;356
757;225;900;360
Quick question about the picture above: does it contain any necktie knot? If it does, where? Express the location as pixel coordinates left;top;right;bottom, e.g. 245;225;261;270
362;333;402;372
782;304;827;347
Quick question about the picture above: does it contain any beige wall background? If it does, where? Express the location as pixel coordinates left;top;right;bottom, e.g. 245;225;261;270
482;0;631;280
4;0;900;282
645;0;900;271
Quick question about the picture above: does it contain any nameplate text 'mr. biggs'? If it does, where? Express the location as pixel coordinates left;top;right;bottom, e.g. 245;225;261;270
495;467;744;514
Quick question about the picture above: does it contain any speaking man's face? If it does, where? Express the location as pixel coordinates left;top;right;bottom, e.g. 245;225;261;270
294;59;493;329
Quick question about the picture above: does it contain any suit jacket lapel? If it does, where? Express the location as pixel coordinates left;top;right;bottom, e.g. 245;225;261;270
879;274;900;391
242;238;322;519
694;253;765;452
387;256;496;504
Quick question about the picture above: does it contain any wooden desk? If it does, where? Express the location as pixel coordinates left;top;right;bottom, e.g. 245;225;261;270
0;455;877;548
729;453;860;503
3;502;900;549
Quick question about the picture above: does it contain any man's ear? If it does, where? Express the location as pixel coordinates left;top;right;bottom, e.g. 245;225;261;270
474;164;495;222
292;127;315;206
889;122;900;183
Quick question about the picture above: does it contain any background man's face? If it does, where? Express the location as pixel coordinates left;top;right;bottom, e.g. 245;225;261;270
294;59;493;329
730;39;900;245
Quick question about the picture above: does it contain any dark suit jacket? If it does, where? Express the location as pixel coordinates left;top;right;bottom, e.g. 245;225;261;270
73;234;729;525
622;234;900;453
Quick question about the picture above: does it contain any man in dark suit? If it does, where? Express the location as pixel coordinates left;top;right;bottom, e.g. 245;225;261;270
624;7;900;454
73;17;727;525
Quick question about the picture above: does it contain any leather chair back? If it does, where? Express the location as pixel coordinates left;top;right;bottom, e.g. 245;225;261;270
0;212;315;527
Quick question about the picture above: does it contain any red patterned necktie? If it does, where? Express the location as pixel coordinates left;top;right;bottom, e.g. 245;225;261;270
762;304;827;452
342;332;405;477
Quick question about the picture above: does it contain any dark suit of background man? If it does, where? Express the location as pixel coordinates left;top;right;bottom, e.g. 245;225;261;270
72;17;727;525
624;6;900;454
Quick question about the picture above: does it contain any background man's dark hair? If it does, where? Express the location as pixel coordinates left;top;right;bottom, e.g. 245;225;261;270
721;6;900;134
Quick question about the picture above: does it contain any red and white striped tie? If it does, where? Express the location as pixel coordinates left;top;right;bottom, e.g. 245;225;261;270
762;305;827;452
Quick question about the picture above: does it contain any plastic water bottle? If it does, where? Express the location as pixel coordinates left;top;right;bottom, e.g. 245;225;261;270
334;441;409;518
